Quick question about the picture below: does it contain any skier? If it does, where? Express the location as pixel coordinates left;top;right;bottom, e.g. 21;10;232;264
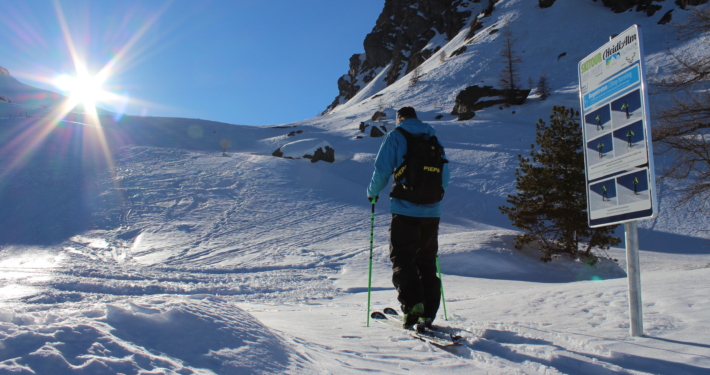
621;102;629;119
367;106;450;331
602;185;608;201
626;129;635;147
597;141;604;158
596;114;602;131
633;176;639;195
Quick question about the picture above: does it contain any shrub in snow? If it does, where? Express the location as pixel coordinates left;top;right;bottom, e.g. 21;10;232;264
219;138;230;156
499;106;620;263
408;65;422;87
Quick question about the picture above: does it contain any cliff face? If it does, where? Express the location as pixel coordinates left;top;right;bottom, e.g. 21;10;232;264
323;0;474;114
324;0;708;114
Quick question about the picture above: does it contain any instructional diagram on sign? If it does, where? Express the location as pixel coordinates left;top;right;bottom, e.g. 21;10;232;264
584;89;648;180
588;168;651;220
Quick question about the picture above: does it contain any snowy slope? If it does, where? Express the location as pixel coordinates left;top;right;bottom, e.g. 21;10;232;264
0;1;709;374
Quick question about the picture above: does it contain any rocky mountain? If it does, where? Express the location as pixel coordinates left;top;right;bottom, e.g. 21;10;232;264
323;0;475;113
323;0;708;114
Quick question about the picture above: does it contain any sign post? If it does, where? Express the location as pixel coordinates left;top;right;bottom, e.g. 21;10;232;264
625;220;643;336
578;25;657;337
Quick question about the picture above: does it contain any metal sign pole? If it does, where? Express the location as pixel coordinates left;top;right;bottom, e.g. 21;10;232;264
624;221;643;336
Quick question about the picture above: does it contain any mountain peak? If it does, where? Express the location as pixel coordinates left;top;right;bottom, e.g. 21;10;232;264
0;66;10;75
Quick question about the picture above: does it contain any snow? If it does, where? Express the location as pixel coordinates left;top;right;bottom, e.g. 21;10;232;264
0;1;709;374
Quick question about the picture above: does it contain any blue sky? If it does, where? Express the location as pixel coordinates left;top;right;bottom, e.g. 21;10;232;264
0;0;384;125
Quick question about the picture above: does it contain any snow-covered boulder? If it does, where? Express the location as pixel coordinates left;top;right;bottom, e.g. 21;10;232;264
272;138;335;163
369;125;385;138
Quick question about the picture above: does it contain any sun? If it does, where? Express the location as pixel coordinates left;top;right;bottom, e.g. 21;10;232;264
54;72;108;112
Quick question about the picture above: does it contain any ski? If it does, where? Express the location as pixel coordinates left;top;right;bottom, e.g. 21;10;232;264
370;309;463;347
383;307;463;341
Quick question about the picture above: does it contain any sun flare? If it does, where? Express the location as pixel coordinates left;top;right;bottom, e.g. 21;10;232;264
54;72;108;112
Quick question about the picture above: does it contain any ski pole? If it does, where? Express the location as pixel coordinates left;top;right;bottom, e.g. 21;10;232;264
436;255;448;321
366;198;376;327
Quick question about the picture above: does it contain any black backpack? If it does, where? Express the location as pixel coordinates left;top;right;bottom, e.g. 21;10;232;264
389;127;448;204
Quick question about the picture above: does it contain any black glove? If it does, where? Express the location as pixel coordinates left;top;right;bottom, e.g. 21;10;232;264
368;195;378;204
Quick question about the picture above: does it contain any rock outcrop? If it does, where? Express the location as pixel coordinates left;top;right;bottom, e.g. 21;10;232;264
305;146;335;163
595;0;666;16
676;0;709;8
370;126;385;138
272;139;336;163
323;0;474;113
451;85;530;120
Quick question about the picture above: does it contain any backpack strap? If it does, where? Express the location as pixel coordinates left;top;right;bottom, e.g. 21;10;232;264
393;127;413;183
395;126;414;141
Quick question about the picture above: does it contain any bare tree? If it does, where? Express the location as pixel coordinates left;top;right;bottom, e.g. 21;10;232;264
219;138;231;156
498;26;523;104
537;70;551;100
651;7;710;212
409;64;422;87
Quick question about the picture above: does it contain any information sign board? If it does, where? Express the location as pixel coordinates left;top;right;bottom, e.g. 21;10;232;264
578;25;657;228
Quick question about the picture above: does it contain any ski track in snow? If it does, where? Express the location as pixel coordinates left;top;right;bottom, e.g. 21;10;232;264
1;0;710;374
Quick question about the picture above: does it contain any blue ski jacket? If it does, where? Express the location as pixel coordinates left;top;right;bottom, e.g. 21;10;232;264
367;118;450;217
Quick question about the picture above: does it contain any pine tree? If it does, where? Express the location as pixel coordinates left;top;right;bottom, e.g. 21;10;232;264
499;106;620;262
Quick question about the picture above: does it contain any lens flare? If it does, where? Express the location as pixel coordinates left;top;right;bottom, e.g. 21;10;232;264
53;72;108;111
0;1;171;185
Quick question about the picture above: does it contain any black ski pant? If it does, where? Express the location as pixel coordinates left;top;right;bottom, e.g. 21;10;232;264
389;214;441;320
